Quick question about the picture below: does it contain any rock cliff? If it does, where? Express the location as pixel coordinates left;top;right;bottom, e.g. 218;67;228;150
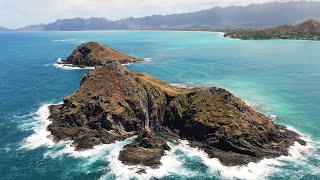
58;42;142;67
48;42;305;168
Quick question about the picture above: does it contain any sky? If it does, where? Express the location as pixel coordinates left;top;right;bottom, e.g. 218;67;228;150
0;0;310;29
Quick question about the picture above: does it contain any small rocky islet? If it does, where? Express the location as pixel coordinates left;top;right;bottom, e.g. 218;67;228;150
48;42;306;170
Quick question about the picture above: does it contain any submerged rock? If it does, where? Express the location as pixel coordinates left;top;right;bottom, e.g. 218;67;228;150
48;42;306;168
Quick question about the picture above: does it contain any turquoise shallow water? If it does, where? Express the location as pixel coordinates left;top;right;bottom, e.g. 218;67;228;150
0;31;319;179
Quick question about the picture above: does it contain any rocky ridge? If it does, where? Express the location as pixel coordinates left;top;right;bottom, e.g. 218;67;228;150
57;42;142;68
225;19;320;40
48;42;305;169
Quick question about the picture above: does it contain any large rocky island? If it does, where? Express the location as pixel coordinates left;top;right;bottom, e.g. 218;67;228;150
48;42;305;170
224;19;320;41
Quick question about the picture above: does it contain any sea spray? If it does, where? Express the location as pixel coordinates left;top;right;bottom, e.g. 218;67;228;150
20;104;319;180
53;58;95;70
123;58;152;66
102;141;190;180
52;39;77;42
175;127;315;180
143;58;152;62
20;104;56;150
170;83;193;89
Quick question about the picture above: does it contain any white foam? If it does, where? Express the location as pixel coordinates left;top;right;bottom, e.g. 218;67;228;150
20;103;186;180
18;103;319;179
53;58;95;70
52;39;77;42
143;58;152;62
57;58;63;63
175;128;315;180
101;141;190;180
45;137;136;160
243;100;279;120
122;63;133;66
20;104;56;150
269;114;278;120
170;83;193;89
122;58;152;66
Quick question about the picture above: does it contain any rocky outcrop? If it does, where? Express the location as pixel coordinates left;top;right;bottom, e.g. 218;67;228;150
58;42;143;67
48;42;305;168
119;129;170;169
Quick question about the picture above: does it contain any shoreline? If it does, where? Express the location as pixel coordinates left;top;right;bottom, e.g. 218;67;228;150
6;29;320;42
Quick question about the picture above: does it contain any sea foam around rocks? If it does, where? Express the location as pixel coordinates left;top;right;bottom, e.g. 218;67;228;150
100;142;191;180
122;58;152;66
53;58;95;70
19;104;319;180
175;132;314;180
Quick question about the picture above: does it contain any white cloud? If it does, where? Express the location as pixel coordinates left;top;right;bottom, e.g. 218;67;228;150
0;0;312;28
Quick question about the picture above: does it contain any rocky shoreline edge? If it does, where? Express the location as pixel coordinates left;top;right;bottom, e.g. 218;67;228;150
48;42;306;171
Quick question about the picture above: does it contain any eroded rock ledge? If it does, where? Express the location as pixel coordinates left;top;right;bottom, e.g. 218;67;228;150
48;42;305;168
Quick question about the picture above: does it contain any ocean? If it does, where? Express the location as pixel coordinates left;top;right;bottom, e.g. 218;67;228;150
0;31;319;180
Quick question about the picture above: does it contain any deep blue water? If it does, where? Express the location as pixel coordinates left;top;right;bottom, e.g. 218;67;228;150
0;31;319;180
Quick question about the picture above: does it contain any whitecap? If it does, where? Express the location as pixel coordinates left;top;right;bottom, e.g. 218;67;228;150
53;58;95;70
44;136;136;160
143;58;152;62
243;100;279;120
122;63;133;66
56;58;63;63
268;114;278;120
20;103;56;150
122;58;152;66
1;146;11;153
170;83;193;89
101;141;191;180
18;103;319;180
52;39;77;42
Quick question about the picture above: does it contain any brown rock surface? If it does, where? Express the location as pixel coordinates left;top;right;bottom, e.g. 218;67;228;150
48;42;306;167
118;129;170;168
59;42;143;67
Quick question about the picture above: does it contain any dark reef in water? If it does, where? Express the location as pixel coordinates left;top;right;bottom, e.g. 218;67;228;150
48;42;306;169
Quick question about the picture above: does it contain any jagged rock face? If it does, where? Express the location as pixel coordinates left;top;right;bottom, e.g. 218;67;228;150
118;129;170;168
63;42;142;66
48;42;304;166
48;63;170;149
164;88;302;165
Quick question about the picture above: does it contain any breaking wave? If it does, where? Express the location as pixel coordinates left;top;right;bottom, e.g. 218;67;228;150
52;39;77;42
19;103;319;180
175;127;317;180
100;142;191;180
53;58;95;70
123;58;152;66
143;58;152;62
20;103;56;150
170;83;193;89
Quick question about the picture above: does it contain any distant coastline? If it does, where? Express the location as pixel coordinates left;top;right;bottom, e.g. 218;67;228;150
2;1;320;32
224;19;320;41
